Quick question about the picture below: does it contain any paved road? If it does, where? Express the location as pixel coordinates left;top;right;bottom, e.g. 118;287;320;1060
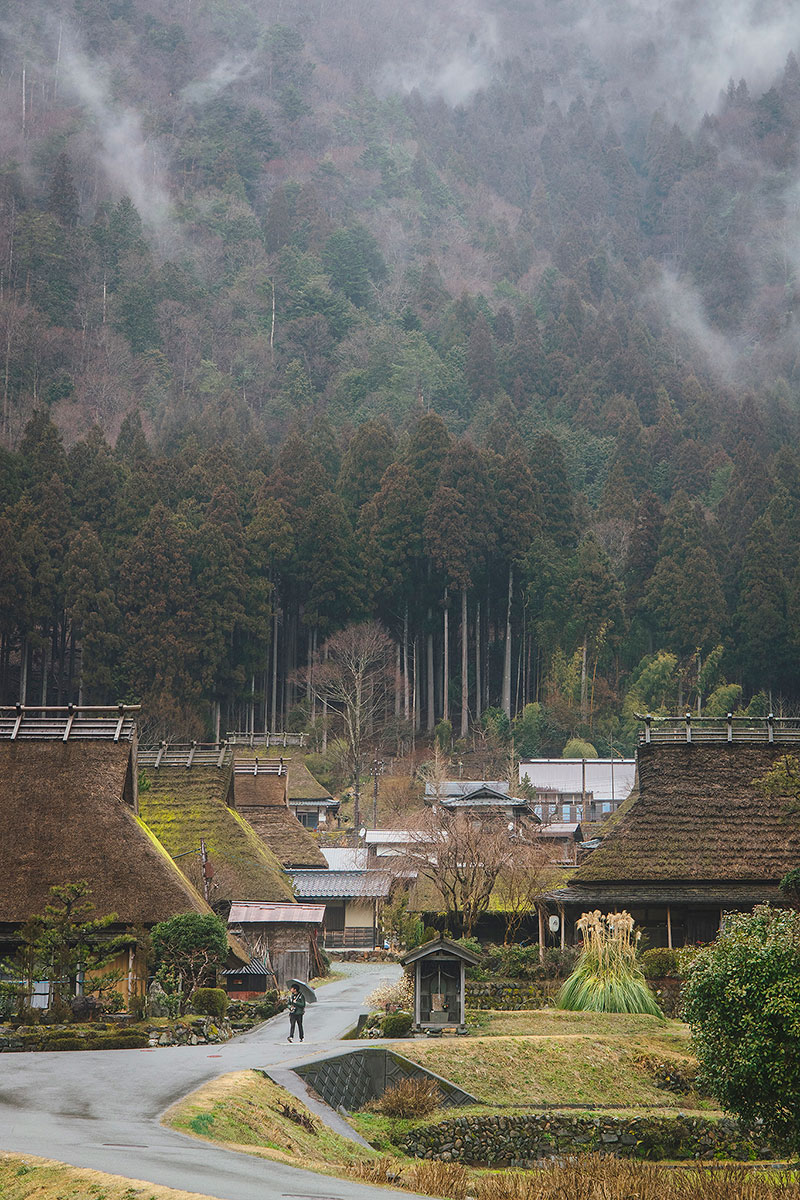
0;964;428;1200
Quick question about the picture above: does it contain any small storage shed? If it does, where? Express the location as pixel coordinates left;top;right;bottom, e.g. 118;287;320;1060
221;956;276;999
227;901;325;986
400;935;481;1033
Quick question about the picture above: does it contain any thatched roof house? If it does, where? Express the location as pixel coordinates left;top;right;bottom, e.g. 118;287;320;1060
233;763;327;869
1;740;209;931
286;759;339;829
137;761;294;908
553;741;800;946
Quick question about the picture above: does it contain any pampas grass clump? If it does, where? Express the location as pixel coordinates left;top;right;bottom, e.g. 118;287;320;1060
558;911;663;1017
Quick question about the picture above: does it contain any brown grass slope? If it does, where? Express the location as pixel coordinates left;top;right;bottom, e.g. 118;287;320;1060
138;766;294;902
1;741;207;925
573;743;800;884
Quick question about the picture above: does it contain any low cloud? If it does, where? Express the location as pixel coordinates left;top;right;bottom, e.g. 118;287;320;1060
377;2;498;106
60;36;177;246
653;269;739;382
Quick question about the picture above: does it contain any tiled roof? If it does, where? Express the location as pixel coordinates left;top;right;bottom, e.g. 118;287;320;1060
424;780;510;798
289;869;394;899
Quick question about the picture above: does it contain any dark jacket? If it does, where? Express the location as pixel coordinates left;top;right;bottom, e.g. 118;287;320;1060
288;990;306;1015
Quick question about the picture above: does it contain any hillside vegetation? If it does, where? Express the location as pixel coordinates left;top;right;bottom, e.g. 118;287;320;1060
2;1;800;745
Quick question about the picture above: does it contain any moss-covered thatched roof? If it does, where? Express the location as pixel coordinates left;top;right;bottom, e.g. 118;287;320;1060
571;743;800;886
287;759;335;804
1;741;208;926
234;773;327;869
138;764;294;903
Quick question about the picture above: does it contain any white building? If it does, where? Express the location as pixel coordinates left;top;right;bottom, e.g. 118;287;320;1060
519;758;636;823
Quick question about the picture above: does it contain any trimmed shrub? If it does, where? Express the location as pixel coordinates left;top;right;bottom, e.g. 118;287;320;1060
191;988;228;1019
640;948;679;979
95;1031;149;1049
380;1011;413;1038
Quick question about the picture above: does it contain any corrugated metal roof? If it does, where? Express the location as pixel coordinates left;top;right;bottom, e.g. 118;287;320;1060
519;759;636;800
539;822;582;837
364;829;416;843
289;869;394;898
228;901;325;924
322;847;369;870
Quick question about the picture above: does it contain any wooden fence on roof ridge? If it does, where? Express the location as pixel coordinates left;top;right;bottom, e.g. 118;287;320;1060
137;741;232;768
0;704;139;743
637;713;800;744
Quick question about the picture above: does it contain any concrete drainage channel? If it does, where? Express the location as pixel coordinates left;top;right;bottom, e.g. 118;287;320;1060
262;1046;477;1146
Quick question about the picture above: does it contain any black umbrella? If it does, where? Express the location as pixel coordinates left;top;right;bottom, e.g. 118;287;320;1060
286;978;317;1003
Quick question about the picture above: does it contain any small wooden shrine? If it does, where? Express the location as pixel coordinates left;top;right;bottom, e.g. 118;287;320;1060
400;935;481;1033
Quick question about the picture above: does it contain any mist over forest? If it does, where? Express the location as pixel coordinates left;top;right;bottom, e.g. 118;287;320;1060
1;0;800;753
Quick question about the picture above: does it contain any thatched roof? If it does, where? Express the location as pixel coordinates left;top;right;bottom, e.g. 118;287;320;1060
234;772;327;869
571;743;800;887
137;764;294;903
1;741;208;926
287;760;335;805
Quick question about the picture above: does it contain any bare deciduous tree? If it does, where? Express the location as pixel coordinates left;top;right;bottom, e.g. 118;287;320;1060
303;621;395;827
494;840;561;946
393;806;547;938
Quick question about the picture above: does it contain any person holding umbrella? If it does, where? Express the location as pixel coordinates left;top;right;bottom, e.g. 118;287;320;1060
287;978;315;1041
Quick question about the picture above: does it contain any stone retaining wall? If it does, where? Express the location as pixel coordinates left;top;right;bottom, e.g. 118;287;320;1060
0;1017;233;1051
400;1113;779;1165
465;980;560;1009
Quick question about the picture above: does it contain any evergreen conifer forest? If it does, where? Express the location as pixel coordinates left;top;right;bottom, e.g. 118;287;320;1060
1;0;800;751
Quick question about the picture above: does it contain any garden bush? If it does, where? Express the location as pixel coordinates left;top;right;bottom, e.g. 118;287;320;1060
682;905;800;1153
191;988;228;1018
640;948;679;978
380;1011;413;1038
371;1077;441;1118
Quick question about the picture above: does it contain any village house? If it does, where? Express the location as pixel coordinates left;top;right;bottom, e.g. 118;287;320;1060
286;758;340;829
0;706;238;1006
551;719;800;947
289;848;394;950
232;757;328;869
424;779;536;830
519;757;636;824
226;901;326;986
136;742;295;914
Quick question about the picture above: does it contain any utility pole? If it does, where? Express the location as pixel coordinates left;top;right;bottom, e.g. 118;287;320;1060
200;838;212;904
371;757;384;828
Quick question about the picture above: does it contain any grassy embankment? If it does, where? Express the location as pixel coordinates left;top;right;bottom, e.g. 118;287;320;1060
0;1155;215;1200
393;1007;708;1109
164;1008;719;1168
164;1069;376;1171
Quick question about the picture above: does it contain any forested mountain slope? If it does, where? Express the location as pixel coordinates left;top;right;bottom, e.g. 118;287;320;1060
1;0;799;750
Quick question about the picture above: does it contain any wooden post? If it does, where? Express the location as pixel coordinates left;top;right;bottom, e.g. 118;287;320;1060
666;906;672;950
537;905;545;964
559;904;565;951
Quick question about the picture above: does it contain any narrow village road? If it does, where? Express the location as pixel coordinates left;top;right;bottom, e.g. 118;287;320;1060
0;964;428;1200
